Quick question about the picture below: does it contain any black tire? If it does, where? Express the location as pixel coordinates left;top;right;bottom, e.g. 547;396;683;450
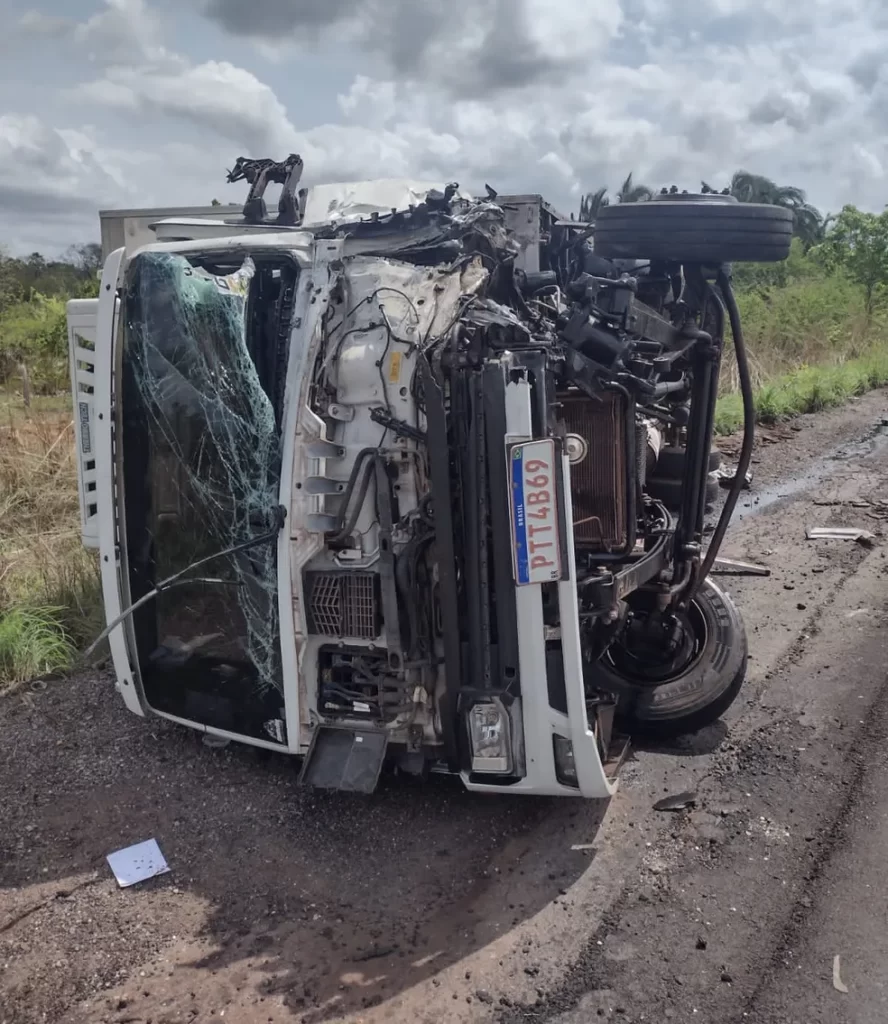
646;474;719;509
593;194;793;264
654;446;722;480
591;578;747;738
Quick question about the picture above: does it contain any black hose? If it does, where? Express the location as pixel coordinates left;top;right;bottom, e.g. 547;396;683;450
695;269;755;587
326;447;378;543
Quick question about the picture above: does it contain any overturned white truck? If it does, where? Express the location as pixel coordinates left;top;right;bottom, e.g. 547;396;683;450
68;158;792;797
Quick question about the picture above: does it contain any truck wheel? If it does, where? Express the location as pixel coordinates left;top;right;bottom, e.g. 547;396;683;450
593;194;793;264
590;579;747;738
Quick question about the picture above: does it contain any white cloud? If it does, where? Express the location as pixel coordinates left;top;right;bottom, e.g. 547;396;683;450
4;0;888;253
0;113;137;252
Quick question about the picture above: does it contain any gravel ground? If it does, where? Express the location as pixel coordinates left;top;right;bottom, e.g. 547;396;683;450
1;390;887;1024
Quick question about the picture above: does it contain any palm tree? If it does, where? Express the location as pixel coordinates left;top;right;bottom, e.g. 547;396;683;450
578;172;652;222
616;173;653;204
726;171;824;247
579;187;609;222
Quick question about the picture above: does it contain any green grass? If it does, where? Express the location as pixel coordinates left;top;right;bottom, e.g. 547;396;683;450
0;605;76;685
715;348;888;434
0;396;105;688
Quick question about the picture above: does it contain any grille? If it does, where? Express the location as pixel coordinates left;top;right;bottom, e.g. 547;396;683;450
561;390;629;552
306;572;381;639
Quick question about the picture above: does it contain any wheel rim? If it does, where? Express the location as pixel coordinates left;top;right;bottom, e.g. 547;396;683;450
604;599;709;687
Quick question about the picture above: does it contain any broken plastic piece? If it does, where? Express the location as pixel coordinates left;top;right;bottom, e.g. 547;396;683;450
833;955;849;993
106;839;170;888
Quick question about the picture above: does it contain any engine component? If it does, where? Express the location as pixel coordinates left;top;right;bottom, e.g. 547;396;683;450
305;571;381;639
561;390;632;552
317;648;388;718
565;433;588;464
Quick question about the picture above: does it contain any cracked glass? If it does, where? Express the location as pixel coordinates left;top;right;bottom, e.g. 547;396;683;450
121;250;293;740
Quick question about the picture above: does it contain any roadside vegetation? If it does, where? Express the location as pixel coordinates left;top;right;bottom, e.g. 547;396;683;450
2;180;888;684
1;248;103;687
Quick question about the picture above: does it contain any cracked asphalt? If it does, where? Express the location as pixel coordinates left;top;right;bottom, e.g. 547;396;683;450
2;390;888;1024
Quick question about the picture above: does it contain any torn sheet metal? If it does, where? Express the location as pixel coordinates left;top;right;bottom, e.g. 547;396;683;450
710;557;771;577
301;179;473;230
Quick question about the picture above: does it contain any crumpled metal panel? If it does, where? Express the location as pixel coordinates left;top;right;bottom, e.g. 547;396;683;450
301;179;473;229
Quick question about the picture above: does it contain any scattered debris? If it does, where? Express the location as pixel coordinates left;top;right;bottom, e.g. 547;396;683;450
353;945;396;962
832;955;849;994
807;526;875;543
106;839;170;888
202;734;231;749
813;499;871;508
710;557;771;577
716;466;752;489
654;791;697;812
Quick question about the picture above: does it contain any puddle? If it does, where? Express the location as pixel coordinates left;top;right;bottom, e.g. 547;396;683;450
726;421;888;524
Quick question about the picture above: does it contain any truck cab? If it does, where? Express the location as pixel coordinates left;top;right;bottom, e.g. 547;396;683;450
69;167;782;797
68;181;620;797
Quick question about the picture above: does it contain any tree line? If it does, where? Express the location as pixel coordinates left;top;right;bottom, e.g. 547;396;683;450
0;244;102;401
0;243;102;315
580;171;888;315
579;171;827;247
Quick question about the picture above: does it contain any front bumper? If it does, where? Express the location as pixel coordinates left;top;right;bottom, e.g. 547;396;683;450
428;353;617;799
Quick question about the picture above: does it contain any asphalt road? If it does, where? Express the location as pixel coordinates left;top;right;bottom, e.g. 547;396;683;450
1;390;888;1024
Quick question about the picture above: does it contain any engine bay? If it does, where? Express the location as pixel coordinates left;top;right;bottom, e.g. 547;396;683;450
295;186;745;773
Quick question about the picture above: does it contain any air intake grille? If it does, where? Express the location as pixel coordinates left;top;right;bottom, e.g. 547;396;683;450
305;572;381;639
561;390;629;552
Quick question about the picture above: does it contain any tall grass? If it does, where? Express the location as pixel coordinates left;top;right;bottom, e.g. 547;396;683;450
713;240;888;433
715;348;888;434
0;394;104;688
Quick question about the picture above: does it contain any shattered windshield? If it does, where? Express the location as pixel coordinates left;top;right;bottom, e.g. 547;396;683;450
120;250;295;740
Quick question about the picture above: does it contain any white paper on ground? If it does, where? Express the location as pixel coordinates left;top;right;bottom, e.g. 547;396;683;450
106;839;170;888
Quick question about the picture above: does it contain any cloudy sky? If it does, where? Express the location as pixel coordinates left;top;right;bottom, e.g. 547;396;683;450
1;0;885;256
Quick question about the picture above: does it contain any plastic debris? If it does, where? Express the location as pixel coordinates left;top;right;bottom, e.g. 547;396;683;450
833;955;849;994
106;839;170;888
653;791;697;812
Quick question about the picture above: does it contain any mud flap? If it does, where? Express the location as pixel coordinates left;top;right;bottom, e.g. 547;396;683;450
298;726;388;793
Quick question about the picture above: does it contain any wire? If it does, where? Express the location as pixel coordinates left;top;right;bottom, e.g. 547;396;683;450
82;513;285;661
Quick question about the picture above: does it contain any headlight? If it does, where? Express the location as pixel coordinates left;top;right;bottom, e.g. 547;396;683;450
467;700;512;773
553;735;579;788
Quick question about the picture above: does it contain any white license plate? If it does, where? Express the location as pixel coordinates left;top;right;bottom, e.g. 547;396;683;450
508;439;564;586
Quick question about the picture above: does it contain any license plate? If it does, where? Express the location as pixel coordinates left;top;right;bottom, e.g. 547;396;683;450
508;439;564;586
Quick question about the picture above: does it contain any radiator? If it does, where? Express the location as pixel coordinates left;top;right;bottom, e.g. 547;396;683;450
560;390;630;552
